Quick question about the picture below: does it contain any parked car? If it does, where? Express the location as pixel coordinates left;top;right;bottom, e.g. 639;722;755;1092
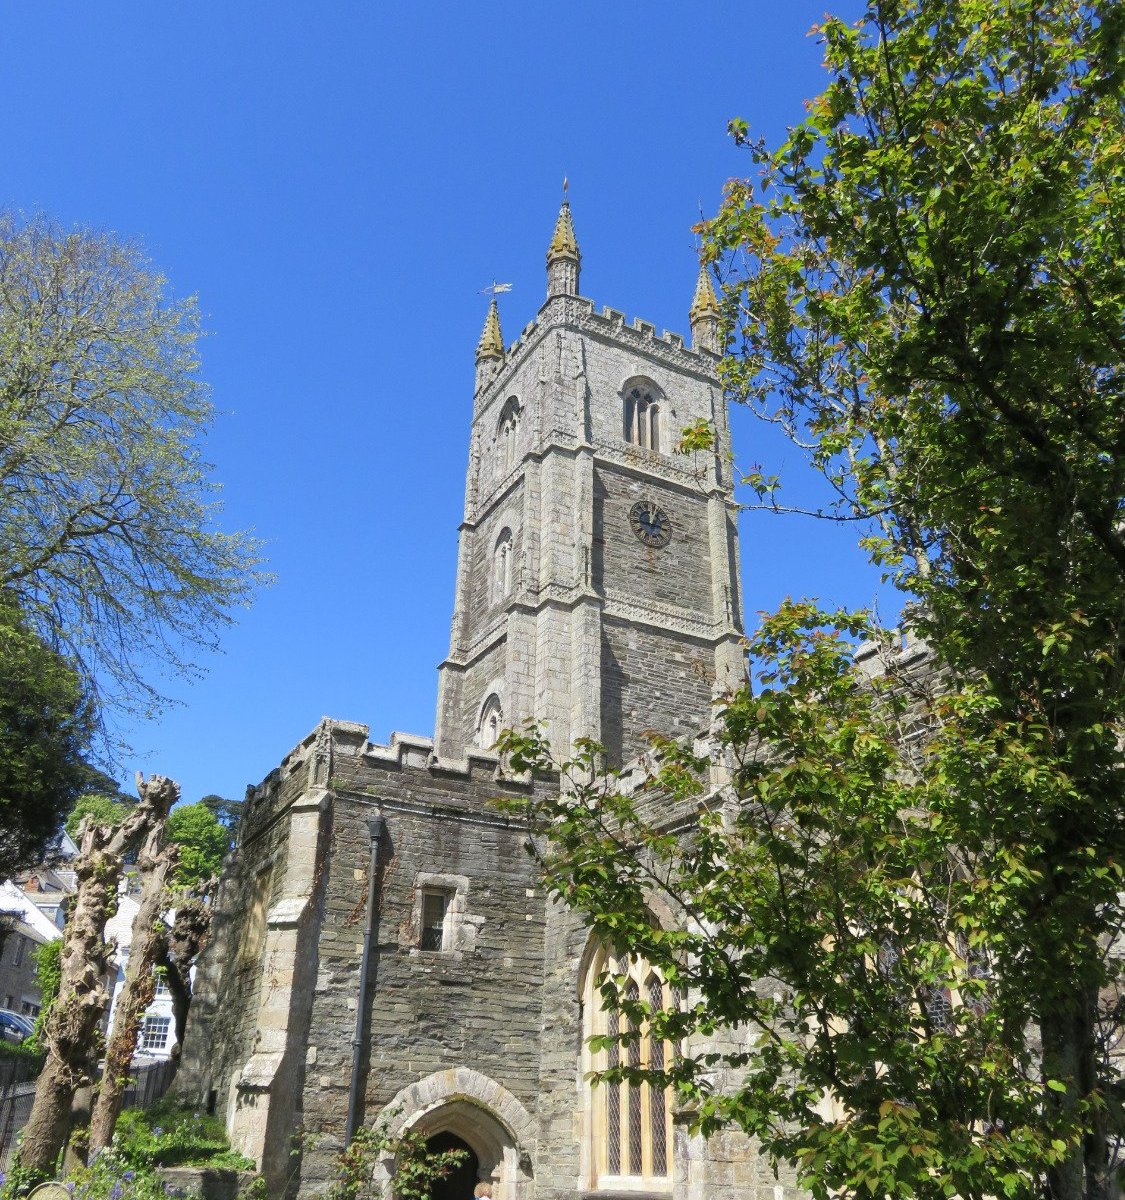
0;1009;35;1043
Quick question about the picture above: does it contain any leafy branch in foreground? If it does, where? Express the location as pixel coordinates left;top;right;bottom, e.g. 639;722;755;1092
327;1116;469;1200
611;1;1125;1197
500;597;1124;1200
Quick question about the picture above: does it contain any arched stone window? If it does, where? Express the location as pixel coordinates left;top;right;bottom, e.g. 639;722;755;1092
583;946;675;1190
623;383;661;453
477;694;503;749
497;398;521;474
493;529;513;602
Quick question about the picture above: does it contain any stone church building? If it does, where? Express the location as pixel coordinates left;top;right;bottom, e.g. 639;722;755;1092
178;202;785;1200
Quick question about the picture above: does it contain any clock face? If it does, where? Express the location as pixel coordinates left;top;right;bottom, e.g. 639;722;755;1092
628;500;672;549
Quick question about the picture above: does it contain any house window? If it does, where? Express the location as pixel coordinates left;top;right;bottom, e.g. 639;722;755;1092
583;946;675;1190
419;890;451;952
624;386;660;453
140;1015;171;1053
498;398;521;473
154;975;171;999
493;529;513;602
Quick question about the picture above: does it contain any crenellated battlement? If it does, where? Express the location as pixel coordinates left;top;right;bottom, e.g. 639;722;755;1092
477;295;717;415
243;718;536;814
501;295;710;364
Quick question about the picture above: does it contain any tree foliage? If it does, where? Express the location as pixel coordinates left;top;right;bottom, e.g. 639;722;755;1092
505;603;1122;1200
327;1117;468;1200
505;2;1125;1199
0;213;266;729
0;601;94;879
64;792;131;839
199;791;243;831
28;938;61;1049
165;801;230;892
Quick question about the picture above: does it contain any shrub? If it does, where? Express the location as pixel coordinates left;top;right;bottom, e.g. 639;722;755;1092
112;1101;254;1172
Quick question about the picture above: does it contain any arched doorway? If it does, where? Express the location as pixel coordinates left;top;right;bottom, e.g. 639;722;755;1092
427;1132;479;1200
377;1070;535;1200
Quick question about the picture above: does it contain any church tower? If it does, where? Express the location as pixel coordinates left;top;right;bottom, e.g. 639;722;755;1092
434;200;745;764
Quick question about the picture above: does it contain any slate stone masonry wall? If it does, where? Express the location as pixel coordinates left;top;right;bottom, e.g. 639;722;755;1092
176;756;311;1122
600;618;715;766
234;727;557;1196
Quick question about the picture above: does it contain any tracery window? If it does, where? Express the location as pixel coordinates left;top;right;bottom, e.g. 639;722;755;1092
624;385;660;453
583;946;676;1190
478;694;503;749
493;529;513;602
498;398;521;473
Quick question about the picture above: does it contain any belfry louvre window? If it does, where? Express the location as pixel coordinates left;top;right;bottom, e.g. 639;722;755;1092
420;889;450;951
583;946;675;1190
624;387;660;453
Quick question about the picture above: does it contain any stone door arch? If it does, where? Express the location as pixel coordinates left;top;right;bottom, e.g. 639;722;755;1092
376;1069;535;1200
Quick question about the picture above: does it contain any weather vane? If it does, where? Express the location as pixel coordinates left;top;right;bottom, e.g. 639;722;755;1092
479;281;512;298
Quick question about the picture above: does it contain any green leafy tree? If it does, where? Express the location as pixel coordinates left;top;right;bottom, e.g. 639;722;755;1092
165;801;231;892
0;213;266;731
0;602;95;879
505;2;1125;1199
199;792;244;831
64;792;131;839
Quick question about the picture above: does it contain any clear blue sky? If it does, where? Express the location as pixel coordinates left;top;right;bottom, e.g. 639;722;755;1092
2;2;887;805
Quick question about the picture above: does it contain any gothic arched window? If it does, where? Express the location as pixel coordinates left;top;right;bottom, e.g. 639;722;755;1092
583;946;675;1190
497;398;521;474
493;529;513;602
624;384;661;453
478;694;503;749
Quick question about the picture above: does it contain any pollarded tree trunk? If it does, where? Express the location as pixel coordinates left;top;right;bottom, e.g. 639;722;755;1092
16;774;180;1181
87;820;178;1155
156;880;215;1058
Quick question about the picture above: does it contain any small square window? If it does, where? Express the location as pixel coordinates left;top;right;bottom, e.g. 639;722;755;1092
419;890;450;952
